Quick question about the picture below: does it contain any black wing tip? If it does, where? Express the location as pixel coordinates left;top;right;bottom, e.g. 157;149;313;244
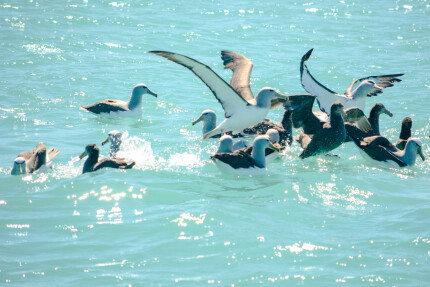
302;48;314;62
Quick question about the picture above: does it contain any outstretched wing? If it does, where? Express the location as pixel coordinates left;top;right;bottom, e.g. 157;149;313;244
150;51;249;118
344;74;404;97
221;50;254;103
344;107;372;132
300;48;341;113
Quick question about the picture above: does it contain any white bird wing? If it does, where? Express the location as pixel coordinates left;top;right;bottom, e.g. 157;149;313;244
221;50;255;103
300;48;344;113
150;51;250;118
344;74;404;97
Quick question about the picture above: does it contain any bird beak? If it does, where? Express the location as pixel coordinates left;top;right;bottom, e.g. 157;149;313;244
418;146;426;161
147;88;158;98
384;108;393;117
274;91;288;99
192;114;204;126
101;136;109;146
79;150;88;160
374;84;383;91
268;141;281;152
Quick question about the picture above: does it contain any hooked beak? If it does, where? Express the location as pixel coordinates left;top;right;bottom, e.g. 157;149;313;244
274;91;288;99
101;136;109;146
268;141;281;152
192;114;204;126
79;150;88;160
418;146;426;161
384;108;393;117
147;88;158;98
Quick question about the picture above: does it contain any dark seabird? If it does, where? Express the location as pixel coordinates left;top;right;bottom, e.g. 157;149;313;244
11;142;60;175
395;117;412;150
150;50;301;139
101;130;123;157
299;102;347;159
300;48;404;114
80;84;158;116
211;135;280;175
351;136;425;168
291;96;371;152
345;103;393;141
79;144;135;174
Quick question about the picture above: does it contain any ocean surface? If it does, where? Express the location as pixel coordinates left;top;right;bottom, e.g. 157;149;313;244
1;0;429;286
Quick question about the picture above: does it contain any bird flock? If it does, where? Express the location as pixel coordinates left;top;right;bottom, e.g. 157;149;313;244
11;49;426;176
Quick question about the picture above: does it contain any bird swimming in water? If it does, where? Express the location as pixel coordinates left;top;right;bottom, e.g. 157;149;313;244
80;83;158;116
211;135;280;175
11;142;60;175
345;103;393;142
351;135;425;168
79;144;135;174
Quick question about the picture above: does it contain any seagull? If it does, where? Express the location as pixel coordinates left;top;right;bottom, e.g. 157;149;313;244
351;136;425;168
300;48;404;114
79;144;135;174
80;84;158;116
11;142;60;175
345;103;393;142
211;135;280;174
149;50;295;139
101;130;123;157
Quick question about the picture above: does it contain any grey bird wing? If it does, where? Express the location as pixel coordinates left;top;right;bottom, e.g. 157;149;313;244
81;100;128;114
344;74;404;97
93;158;135;172
47;147;60;161
344;107;372;132
26;142;47;173
352;136;406;167
291;95;324;135
150;51;249;118
221;50;255;103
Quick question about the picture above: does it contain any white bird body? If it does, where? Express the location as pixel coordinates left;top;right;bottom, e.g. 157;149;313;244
150;51;293;139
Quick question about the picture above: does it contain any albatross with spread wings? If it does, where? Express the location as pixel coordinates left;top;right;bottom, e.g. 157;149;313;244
150;50;302;139
300;48;404;114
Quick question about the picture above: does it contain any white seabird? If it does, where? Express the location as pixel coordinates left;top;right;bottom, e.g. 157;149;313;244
11;142;60;175
300;48;404;114
150;51;294;139
351;136;425;168
211;135;280;175
80;83;158;116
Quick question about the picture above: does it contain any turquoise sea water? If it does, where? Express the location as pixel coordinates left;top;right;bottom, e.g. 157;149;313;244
1;0;429;285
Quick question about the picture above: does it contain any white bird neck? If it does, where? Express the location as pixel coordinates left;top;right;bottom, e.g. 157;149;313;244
128;89;144;110
255;92;272;109
203;115;217;134
251;143;266;168
400;141;419;166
